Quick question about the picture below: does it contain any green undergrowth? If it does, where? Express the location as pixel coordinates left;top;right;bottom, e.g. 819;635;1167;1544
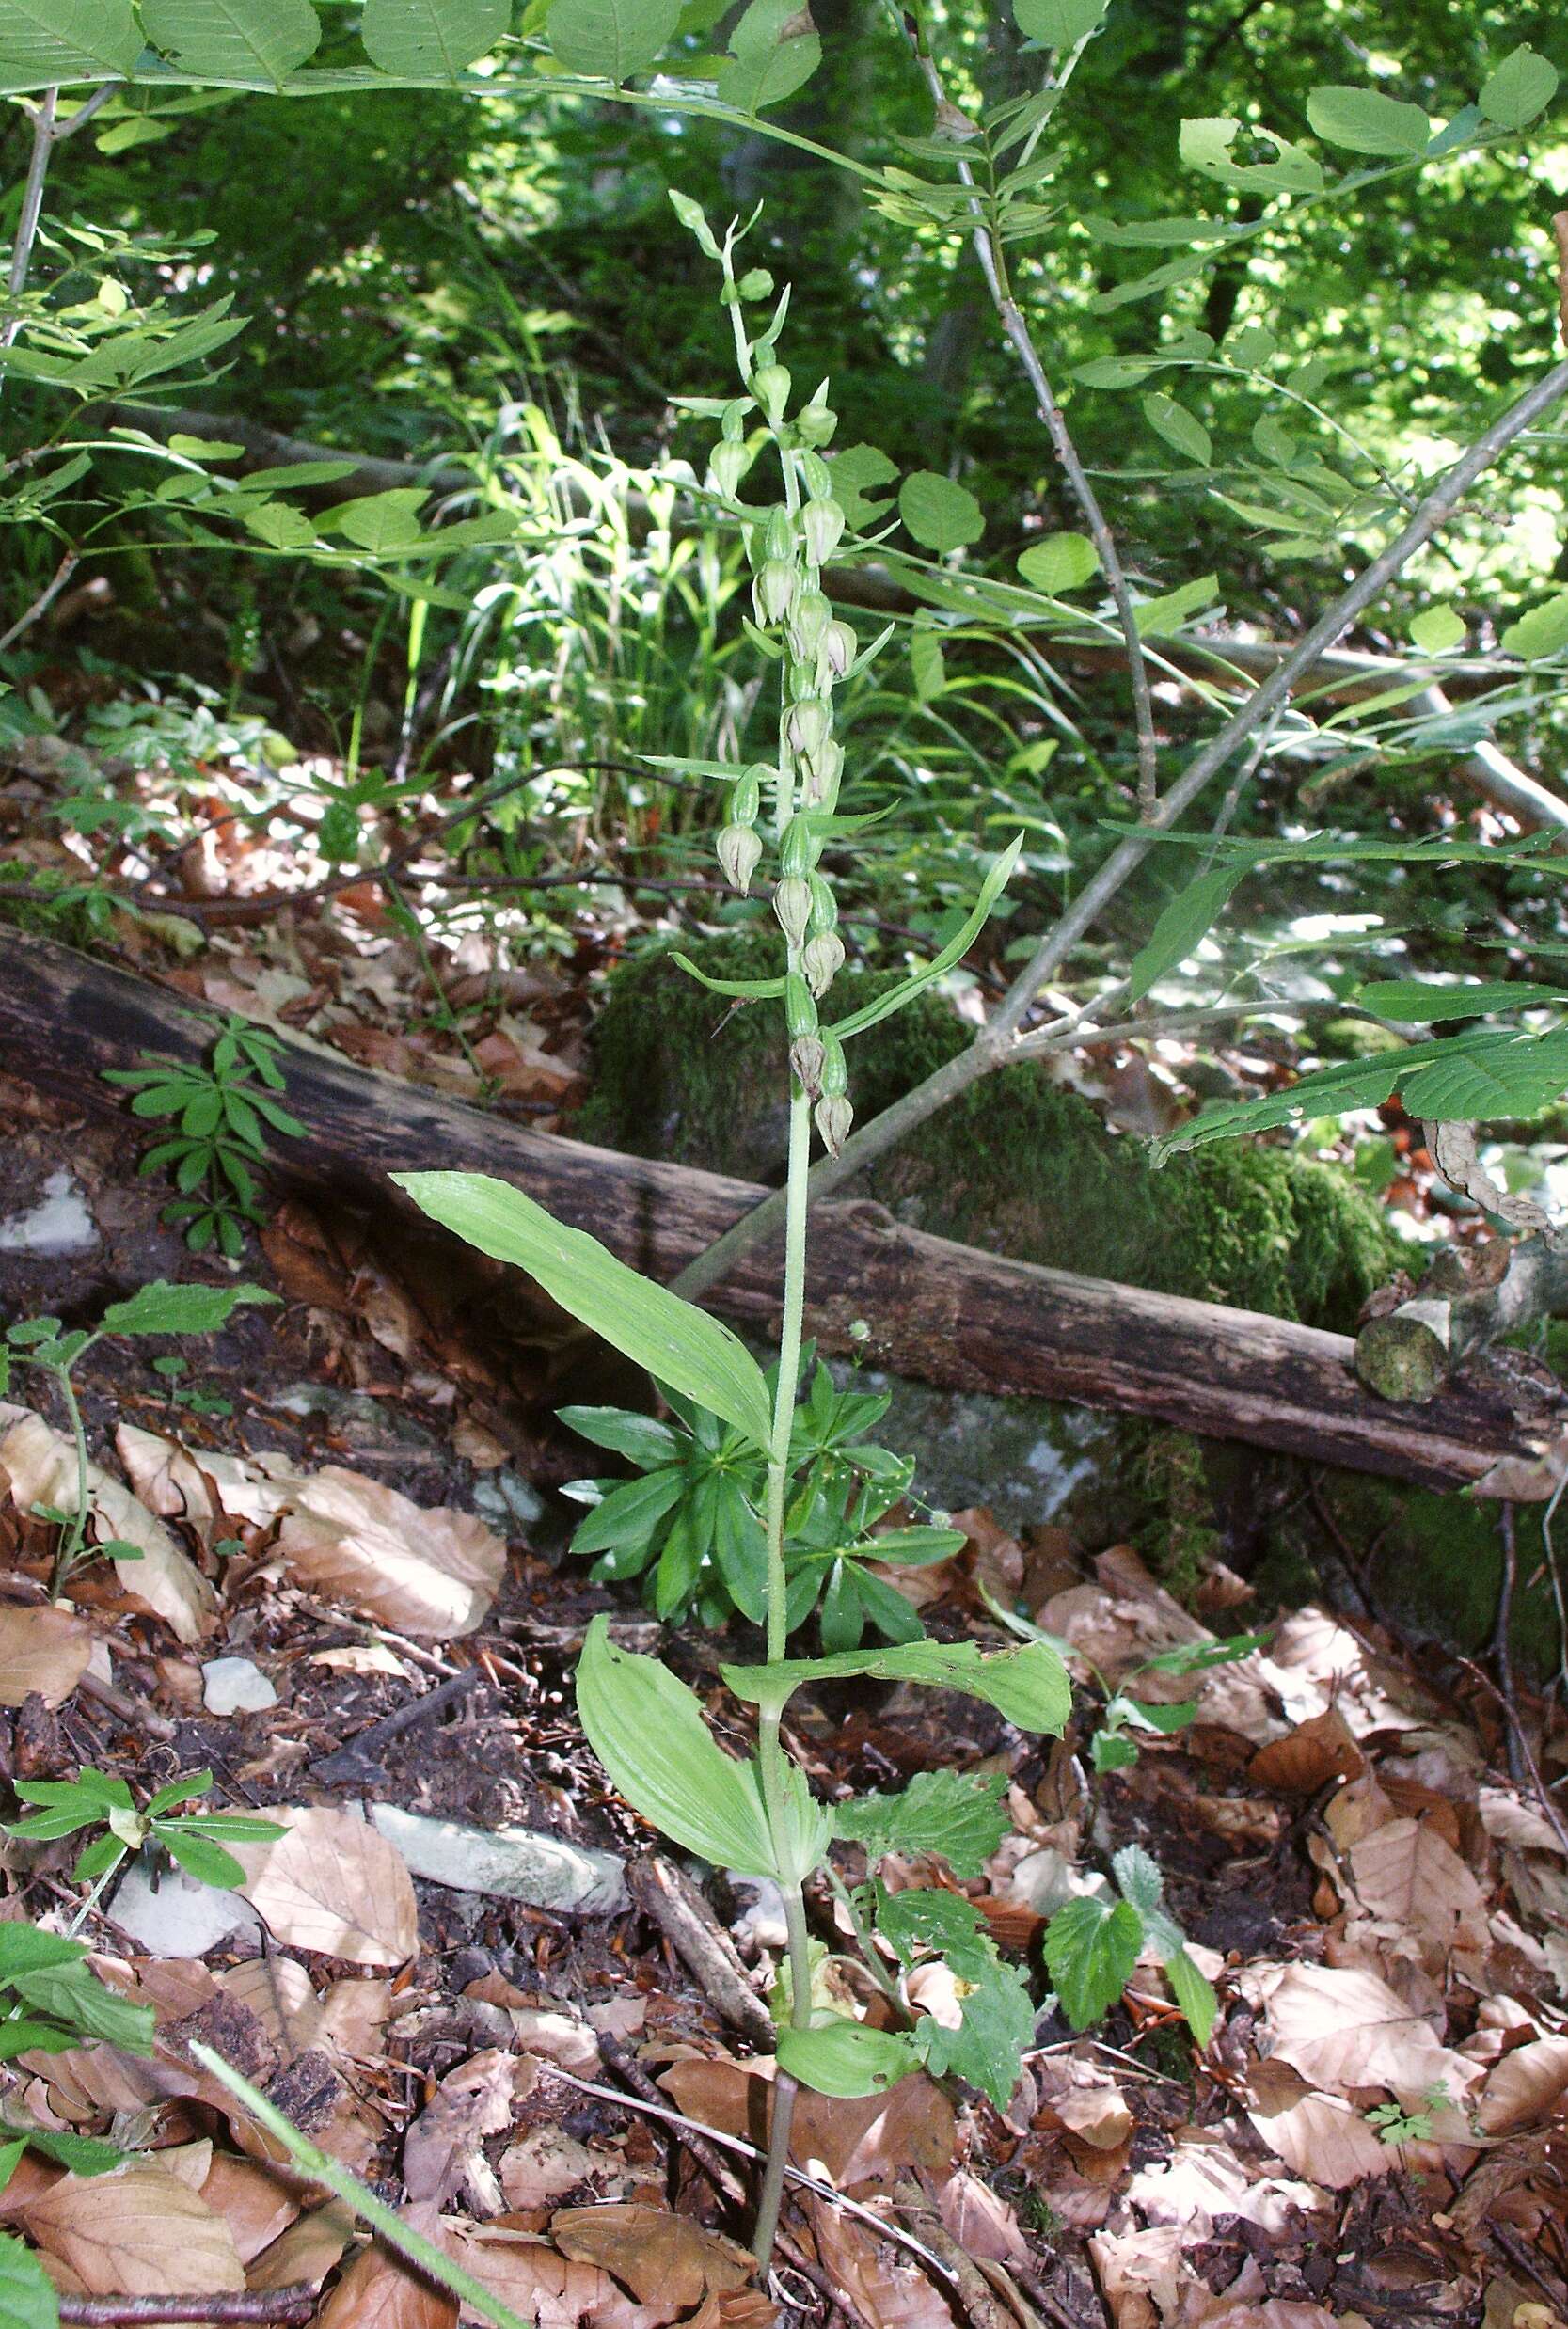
578;936;1405;1331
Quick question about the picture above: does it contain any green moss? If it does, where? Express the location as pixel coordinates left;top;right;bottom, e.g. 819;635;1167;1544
578;935;1406;1330
1132;1431;1223;1607
0;862;107;949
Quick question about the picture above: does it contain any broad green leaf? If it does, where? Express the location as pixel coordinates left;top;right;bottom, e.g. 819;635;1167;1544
722;1635;1071;1732
715;0;818;113
1408;605;1466;655
547;0;678;78
1306;85;1431;156
1354;979;1568;1022
1126;863;1244;1001
1112;1843;1164;1913
569;1468;685;1557
915;1951;1035;2106
0;0;141;91
242;501;319;552
139;0;322;85
834;1770;1009;1879
0;1928;89;1980
711;1478;768;1624
1479;45;1559;131
1012;0;1106;48
0;2231;58;2329
557;1404;682;1469
393;1173;775;1452
775;2018;919;2097
910;629;946;702
1042;1895;1144;2029
167;434;245;460
0;2126;121;2177
1179;116;1323;194
1072;356;1169;388
10;1966;154;2052
1141;393;1212;466
1502;594;1568;659
1017;533;1099;594
830;835;1022;1039
361;0;507;74
162;1830;247;1889
0;2142;22;2197
575;1617;786;1876
899;472;985;552
99;1280;277;1338
317;488;431;554
827;443;898;530
1164;1948;1217;2046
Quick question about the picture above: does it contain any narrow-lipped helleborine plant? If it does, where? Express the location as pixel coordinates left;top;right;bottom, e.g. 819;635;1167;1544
397;199;1083;2271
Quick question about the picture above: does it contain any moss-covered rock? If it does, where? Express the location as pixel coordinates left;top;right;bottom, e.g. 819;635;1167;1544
576;935;1405;1330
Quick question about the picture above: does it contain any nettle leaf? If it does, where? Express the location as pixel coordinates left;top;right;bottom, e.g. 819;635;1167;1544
1141;393;1212;467
1012;0;1106;48
776;2018;920;2098
1306;85;1432;156
899;472;985;552
1017;532;1099;594
833;1769;1009;1880
1479;44;1559;131
0;0;142;91
1042;1895;1144;2029
100;1280;277;1338
394;1173;774;1452
576;1617;787;1876
361;0;508;74
717;0;821;115
139;0;323;85
723;1635;1070;1732
1126;863;1244;1001
1354;979;1568;1022
1112;1843;1164;1914
1502;594;1568;659
547;0;679;80
916;1953;1035;2107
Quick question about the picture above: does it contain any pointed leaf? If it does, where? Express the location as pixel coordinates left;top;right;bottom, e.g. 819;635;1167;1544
0;2231;58;2329
1164;1947;1217;2046
1127;863;1245;1001
722;1635;1070;1731
830;836;1022;1039
1042;1895;1144;2029
547;0;680;79
899;472;985;551
1354;979;1568;1022
1012;0;1106;46
139;0;322;85
361;0;507;73
775;2019;920;2098
394;1173;775;1452
1479;45;1558;130
1017;533;1099;594
0;1;141;92
99;1280;277;1338
1306;85;1432;155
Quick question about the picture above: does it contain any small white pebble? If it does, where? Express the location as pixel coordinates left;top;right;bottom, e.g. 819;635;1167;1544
201;1656;277;1715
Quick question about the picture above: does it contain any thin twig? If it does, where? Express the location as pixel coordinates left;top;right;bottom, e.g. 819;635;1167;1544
56;2291;317;2326
3;88;56;339
1494;1503;1528;1783
1457;1654;1568;1861
0;548;80;654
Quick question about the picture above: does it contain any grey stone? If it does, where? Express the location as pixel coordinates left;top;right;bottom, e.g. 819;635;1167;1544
368;1803;626;1914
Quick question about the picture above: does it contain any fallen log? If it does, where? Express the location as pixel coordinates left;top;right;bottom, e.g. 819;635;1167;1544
2;931;1561;1496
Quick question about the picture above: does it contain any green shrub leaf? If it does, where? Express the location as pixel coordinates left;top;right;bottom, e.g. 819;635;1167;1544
547;0;679;80
0;1;142;92
360;0;507;74
898;472;985;551
1012;0;1107;45
723;1635;1071;1730
1306;85;1432;155
140;0;322;85
1017;533;1100;594
1042;1895;1144;2028
99;1280;277;1338
775;2018;921;2097
0;2230;58;2329
832;1771;1011;1879
1478;44;1559;131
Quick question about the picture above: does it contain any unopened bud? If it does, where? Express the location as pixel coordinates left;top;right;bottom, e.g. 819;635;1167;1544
787;589;832;659
819;620;856;679
780;813;816;879
807;871;836;933
736;267;774;300
799;451;833;499
802;929;845;997
791;1034;826;1098
753;362;791;420
764;507;795;563
815;1093;853;1154
795;396;838;448
800;498;845;566
708;440;750;498
784;970;819;1038
729;768;762;826
818;1032;848;1098
754;560;798;624
785;698;831;756
773;875;812;944
716;822;763;894
721;397;752;443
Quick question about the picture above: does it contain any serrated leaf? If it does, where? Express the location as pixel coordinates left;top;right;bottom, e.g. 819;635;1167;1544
1164;1947;1217;2046
1479;44;1558;130
722;1635;1071;1731
1017;532;1099;594
361;0;507;73
1354;979;1568;1022
575;1617;793;1877
1126;863;1244;1001
1012;0;1106;47
139;0;322;85
775;2019;920;2097
1112;1843;1164;1912
1502;594;1568;659
99;1280;277;1338
1141;392;1212;466
1042;1895;1144;2029
833;1770;1009;1880
915;1952;1035;2106
899;471;985;551
547;0;679;79
393;1173;774;1452
1306;85;1431;155
0;0;141;91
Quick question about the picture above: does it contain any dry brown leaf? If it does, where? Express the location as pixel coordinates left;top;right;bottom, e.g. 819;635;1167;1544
500;2129;609;2210
1346;1818;1489;1965
657;2058;955;2194
217;1957;324;2055
1035;2057;1132;2153
1478;2036;1568;2134
247;2197;357;2291
1125;2129;1320;2238
23;2163;245;2295
0;1407;215;1642
936;2173;1028;2266
276;1466;504;1638
1243;2061;1394;2188
1259;1963;1480;2099
319;1975;394;2060
809;2194;954;2329
404;2050;517;2208
198;2154;301;2264
1478;1786;1566;1857
551;2206;752;2308
317;2212;457;2329
445;2221;673;2329
0;1602;92;1707
1249;1709;1365;1794
230;1806;418;1965
1090;2225;1187;2329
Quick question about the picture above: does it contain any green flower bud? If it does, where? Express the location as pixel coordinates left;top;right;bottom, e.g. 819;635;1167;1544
716;822;763;894
753;362;791;420
784;970;819;1038
708;441;750;498
807;872;837;933
791;1034;826;1098
785;698;831;756
729;768;763;826
754;561;798;625
764;507;796;563
799;451;833;499
800;499;845;565
721;397;752;443
815;1093;854;1155
773;874;812;944
795;398;838;449
801;737;843;809
787;589;832;659
802;929;846;998
818;1032;848;1098
780;813;816;879
736;267;774;300
819;620;857;679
